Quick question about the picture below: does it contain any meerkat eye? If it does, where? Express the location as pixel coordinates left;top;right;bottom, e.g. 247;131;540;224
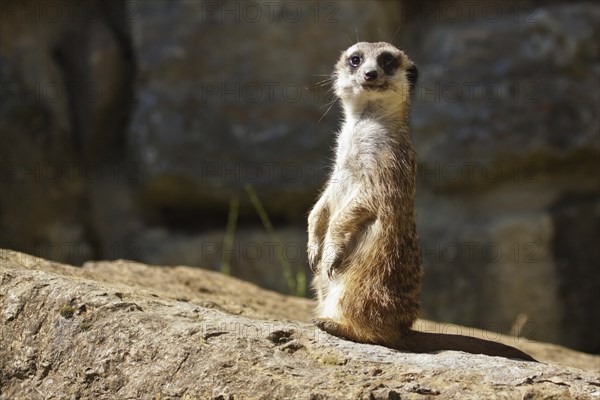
349;55;361;67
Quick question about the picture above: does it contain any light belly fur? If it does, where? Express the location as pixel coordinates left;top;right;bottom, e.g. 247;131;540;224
320;280;344;320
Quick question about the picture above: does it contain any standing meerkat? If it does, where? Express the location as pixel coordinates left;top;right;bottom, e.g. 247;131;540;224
308;42;535;361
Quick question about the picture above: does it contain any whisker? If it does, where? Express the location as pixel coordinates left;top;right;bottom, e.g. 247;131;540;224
317;100;337;124
391;24;403;44
318;98;336;110
305;78;334;90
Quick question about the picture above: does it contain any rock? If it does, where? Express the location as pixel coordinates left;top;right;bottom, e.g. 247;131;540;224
1;249;599;399
550;193;600;352
126;0;402;221
405;3;599;177
402;2;600;353
0;0;135;265
0;1;90;265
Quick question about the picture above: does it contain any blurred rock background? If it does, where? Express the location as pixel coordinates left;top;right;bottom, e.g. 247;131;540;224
0;0;598;353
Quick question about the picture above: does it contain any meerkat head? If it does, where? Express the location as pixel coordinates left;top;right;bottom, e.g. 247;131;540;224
334;42;418;112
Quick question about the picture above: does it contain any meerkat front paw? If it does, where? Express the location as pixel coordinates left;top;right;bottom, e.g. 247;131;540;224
307;241;322;272
321;241;344;280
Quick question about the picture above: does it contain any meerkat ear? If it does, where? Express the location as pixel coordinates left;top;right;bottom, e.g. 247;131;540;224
406;64;418;95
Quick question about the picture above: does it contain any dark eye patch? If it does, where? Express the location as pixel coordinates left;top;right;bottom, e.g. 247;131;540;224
406;64;418;94
377;52;399;75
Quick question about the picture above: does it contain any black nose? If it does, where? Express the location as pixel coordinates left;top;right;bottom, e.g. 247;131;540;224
364;70;378;81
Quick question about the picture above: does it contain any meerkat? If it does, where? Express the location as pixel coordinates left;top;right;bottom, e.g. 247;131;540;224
307;42;535;361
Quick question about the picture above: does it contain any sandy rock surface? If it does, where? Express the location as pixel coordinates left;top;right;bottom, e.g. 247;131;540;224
1;250;598;399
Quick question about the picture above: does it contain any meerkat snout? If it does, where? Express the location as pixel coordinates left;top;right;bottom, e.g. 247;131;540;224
364;70;377;81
